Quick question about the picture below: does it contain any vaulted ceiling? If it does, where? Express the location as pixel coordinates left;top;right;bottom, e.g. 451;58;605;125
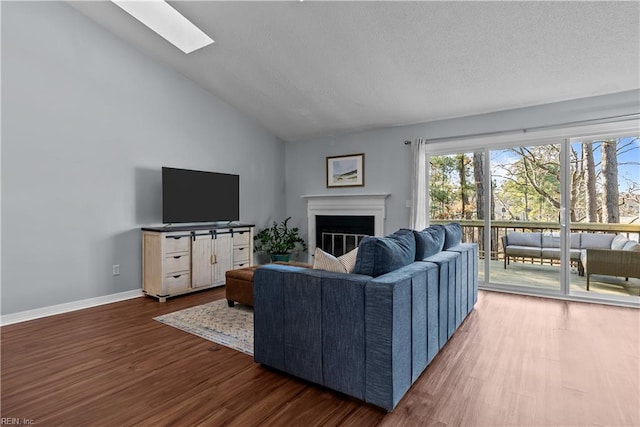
70;1;640;142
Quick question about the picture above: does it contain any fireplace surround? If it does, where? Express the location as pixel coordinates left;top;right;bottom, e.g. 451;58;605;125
301;193;390;259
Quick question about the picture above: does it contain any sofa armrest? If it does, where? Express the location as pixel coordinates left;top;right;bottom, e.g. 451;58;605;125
585;249;640;279
365;263;435;411
253;264;372;398
253;265;316;376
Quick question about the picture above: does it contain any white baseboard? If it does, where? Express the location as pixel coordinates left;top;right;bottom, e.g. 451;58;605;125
0;289;144;326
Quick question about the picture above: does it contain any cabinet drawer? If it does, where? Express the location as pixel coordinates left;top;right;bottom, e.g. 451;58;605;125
234;230;251;246
165;254;190;273
233;261;250;269
165;234;190;254
233;246;250;263
163;273;190;294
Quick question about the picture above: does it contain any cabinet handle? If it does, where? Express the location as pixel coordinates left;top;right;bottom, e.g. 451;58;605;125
173;256;181;259
166;234;190;239
211;254;217;264
173;274;181;278
237;247;245;251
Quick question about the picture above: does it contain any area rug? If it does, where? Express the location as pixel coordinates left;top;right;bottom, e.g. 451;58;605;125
154;299;253;356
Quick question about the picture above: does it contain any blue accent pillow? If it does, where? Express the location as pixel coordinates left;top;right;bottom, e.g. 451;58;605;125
353;229;416;277
411;225;445;260
443;222;462;250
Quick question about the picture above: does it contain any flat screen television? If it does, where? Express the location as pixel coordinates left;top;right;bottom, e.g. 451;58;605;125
162;167;239;224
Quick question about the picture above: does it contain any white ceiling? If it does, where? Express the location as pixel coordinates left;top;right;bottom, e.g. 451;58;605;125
69;1;640;142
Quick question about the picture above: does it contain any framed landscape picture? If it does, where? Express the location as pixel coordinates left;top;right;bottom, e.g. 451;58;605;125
326;153;365;188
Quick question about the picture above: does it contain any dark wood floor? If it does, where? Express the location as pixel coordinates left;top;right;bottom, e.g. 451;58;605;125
2;289;638;426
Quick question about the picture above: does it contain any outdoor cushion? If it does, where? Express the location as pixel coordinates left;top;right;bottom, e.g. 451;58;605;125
569;249;582;260
611;234;629;250
570;233;582;249
580;249;588;269
443;222;462;250
580;233;615;249
541;248;582;260
623;241;640;252
542;233;560;248
541;248;560;259
353;229;416;277
412;225;445;260
542;232;581;249
505;245;542;257
506;232;542;247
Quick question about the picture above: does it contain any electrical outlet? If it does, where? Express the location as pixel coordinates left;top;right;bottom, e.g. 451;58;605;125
112;264;120;276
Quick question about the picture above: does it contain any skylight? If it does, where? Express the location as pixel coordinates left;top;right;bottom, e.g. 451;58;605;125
111;0;214;54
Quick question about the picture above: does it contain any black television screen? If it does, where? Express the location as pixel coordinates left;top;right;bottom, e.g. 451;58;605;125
162;167;239;224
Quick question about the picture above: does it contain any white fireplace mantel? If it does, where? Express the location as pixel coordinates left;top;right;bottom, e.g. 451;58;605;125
301;193;390;254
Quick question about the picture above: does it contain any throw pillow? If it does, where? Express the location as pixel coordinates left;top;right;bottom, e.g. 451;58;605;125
443;222;463;250
581;233;615;249
611;234;629;250
353;229;416;277
623;241;640;252
411;225;445;260
313;247;359;273
507;231;542;247
339;246;359;272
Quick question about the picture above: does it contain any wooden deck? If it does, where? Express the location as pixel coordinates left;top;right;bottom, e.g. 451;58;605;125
483;259;640;297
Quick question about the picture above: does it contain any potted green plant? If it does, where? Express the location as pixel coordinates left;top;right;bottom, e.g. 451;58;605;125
254;217;307;262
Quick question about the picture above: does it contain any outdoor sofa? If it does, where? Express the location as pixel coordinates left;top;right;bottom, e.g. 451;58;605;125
580;234;640;290
502;231;640;288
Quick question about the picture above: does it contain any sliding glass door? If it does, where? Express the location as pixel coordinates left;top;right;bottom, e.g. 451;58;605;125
568;135;640;298
489;143;562;292
426;126;640;305
428;151;485;282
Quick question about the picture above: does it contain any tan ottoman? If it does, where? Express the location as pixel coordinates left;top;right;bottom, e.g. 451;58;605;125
225;262;313;307
225;265;259;307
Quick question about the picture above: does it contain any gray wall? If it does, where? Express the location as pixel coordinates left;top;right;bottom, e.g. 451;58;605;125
285;90;640;240
2;2;638;316
1;2;286;314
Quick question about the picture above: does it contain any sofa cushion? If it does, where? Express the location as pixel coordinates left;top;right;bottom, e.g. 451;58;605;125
569;249;582;260
505;246;542;257
570;233;582;249
443;222;462;250
313;247;358;274
506;232;541;247
540;248;561;259
542;232;560;249
611;234;629;250
412;225;445;260
353;229;416;277
580;233;616;249
541;232;582;250
623;241;640;252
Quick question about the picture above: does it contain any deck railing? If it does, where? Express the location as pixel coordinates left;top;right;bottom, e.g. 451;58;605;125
431;220;640;261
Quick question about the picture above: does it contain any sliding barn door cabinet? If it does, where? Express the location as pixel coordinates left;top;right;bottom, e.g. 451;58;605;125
142;224;254;302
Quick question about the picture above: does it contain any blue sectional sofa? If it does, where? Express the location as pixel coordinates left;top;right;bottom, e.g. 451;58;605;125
253;222;478;411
